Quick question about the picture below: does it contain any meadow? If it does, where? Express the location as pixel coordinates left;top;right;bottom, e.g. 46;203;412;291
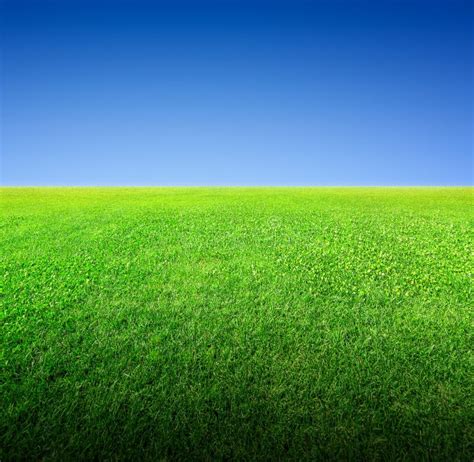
1;187;472;461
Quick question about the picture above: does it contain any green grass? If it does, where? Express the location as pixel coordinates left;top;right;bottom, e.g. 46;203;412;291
1;187;472;461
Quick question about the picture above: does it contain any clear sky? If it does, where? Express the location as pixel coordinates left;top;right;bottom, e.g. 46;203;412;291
1;0;472;185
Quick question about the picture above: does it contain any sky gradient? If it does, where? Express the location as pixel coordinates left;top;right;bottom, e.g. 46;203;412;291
1;0;472;185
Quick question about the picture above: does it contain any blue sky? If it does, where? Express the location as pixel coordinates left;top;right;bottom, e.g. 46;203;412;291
1;0;472;185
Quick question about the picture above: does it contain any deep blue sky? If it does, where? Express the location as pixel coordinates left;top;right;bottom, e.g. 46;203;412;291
1;0;472;185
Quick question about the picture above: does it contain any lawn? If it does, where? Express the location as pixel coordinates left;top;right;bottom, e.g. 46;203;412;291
1;187;472;461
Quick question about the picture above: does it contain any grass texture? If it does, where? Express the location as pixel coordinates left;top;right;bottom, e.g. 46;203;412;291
1;187;472;461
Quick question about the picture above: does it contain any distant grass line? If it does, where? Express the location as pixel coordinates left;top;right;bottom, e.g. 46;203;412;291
1;187;472;461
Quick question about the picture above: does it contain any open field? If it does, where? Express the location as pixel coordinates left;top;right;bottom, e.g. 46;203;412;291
1;187;472;460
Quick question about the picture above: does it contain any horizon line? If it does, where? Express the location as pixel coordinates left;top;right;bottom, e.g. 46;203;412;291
1;184;472;188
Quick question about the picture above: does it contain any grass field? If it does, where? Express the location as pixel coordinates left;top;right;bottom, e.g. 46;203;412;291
1;187;472;461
